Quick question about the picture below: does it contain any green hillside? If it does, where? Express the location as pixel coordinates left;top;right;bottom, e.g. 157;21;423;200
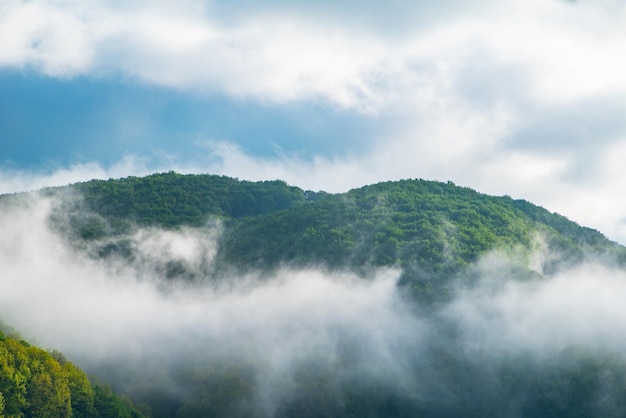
0;325;142;418
42;172;625;300
216;179;622;290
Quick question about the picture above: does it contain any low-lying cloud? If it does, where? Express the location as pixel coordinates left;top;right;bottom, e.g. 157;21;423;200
448;261;626;355
0;195;424;410
3;193;626;416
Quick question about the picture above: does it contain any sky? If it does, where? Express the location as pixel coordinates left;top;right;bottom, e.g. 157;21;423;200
2;0;626;243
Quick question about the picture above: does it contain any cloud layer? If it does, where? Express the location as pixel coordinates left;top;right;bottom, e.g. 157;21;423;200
3;0;625;108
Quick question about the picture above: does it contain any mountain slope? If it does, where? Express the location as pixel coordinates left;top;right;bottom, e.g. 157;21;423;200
0;325;143;418
33;172;625;299
217;179;613;268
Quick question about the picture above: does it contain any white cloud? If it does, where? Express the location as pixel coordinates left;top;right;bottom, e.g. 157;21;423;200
2;0;625;109
0;0;93;75
482;0;626;104
0;0;390;110
448;261;626;354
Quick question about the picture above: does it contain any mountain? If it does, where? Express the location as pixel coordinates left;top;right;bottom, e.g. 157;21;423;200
3;171;626;417
39;172;626;299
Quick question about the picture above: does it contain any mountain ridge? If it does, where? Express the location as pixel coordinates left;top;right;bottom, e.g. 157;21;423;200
21;172;622;291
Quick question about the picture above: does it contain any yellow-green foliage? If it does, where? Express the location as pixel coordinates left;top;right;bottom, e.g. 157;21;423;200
0;337;73;417
0;332;141;418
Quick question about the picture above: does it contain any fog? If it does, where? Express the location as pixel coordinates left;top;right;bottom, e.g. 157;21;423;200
3;194;626;416
448;261;626;355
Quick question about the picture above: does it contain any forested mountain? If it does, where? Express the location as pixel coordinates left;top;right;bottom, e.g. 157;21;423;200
40;172;625;299
3;172;626;417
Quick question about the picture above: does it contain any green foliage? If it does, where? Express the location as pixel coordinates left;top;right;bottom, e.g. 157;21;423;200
31;172;625;299
64;362;96;418
215;179;624;300
48;172;308;235
35;173;620;274
93;386;142;418
496;349;626;418
0;333;143;417
0;389;5;417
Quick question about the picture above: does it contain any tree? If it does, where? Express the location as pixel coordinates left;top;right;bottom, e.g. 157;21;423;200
0;390;5;417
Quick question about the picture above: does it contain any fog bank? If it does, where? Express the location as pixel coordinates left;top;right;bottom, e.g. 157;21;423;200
3;195;626;416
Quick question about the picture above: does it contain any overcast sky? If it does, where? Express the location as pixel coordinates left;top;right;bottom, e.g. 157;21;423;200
2;0;626;243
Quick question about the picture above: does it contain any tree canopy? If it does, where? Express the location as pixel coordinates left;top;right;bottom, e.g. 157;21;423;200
34;173;624;301
0;326;142;418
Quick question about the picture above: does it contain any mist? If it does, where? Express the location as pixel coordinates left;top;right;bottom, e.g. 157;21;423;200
3;194;626;416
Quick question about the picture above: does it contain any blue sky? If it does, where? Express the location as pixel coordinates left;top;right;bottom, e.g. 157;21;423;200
1;70;376;167
2;0;626;243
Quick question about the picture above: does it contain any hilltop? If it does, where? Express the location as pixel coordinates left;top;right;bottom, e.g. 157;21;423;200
30;172;625;300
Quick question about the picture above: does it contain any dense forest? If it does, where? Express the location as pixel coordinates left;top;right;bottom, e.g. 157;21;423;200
41;172;625;300
0;323;142;417
3;171;626;417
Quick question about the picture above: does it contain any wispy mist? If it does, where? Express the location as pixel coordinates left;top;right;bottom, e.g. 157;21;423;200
3;194;626;416
448;260;626;355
